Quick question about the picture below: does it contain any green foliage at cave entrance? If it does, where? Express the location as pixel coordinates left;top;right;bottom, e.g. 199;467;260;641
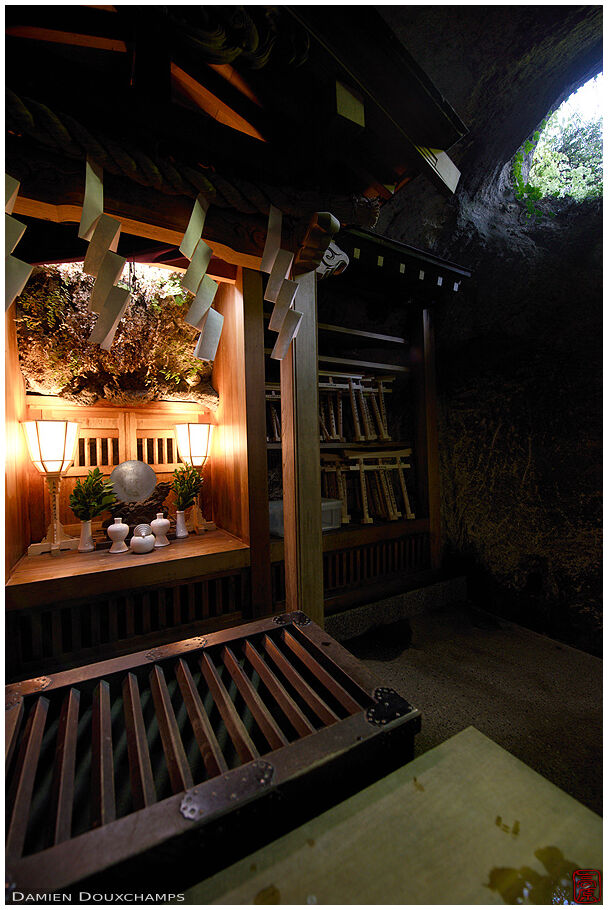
513;74;603;218
529;109;603;201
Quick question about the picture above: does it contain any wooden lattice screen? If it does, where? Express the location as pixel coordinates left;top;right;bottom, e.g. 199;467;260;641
24;397;213;477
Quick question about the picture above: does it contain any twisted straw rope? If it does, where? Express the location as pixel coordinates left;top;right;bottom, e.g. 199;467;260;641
6;89;380;226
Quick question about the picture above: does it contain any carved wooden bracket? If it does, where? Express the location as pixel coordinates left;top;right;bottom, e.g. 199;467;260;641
292;212;341;276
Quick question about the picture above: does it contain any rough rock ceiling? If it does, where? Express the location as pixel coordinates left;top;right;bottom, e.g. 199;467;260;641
378;5;602;194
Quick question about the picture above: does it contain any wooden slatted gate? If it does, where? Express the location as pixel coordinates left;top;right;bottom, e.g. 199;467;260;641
6;614;420;896
6;569;250;681
271;530;432;611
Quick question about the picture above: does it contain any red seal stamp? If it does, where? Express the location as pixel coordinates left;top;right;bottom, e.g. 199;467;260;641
573;869;602;903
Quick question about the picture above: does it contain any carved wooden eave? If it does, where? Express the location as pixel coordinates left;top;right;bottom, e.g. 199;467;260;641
6;4;467;266
283;6;468;196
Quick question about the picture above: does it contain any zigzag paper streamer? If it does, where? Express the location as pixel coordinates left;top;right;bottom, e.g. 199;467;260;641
260;205;282;273
182;239;213;295
6;214;26;256
89;251;126;313
268;278;298;333
185;275;218;330
270;308;303;361
193;306;224;362
5;256;33;311
180;194;210;260
264;249;294;303
83;214;121;277
5;174;19;215
88;286;131;350
78;157;104;241
5;176;32;310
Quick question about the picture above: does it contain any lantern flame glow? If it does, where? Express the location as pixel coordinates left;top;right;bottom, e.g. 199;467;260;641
23;421;78;475
175;423;213;467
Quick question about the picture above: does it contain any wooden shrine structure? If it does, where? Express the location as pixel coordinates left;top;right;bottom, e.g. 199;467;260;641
5;6;471;681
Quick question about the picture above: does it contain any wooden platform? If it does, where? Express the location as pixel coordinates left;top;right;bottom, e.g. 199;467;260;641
5;614;421;896
186;726;603;905
6;530;249;611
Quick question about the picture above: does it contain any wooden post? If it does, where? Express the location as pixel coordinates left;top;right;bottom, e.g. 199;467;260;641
211;276;272;618
423;308;441;569
411;307;441;569
280;270;324;626
5;304;31;573
241;268;273;616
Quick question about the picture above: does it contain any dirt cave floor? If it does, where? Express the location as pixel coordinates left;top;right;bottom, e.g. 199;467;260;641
344;603;602;816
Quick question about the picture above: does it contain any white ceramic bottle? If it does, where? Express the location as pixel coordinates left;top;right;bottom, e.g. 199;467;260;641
151;512;170;547
78;519;95;553
107;516;129;554
175;510;188;539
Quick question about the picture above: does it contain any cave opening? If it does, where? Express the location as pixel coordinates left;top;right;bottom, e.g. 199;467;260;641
514;72;603;218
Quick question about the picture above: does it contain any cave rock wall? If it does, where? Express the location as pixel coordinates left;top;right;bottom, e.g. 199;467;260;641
375;6;602;653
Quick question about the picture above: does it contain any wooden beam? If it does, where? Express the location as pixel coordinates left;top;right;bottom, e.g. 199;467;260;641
6;26;127;53
414;146;461;195
10;163;265;270
241;269;273;616
423;308;441;568
280;270;324;626
171;64;266;143
410;307;441;570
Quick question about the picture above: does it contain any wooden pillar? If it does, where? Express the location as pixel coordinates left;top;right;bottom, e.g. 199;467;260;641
241;268;273;616
411;306;441;569
5;304;31;573
211;273;273;618
280;270;324;626
423;308;441;569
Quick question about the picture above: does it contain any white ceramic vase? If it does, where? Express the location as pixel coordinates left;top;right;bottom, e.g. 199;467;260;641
151;512;170;547
107;516;129;554
130;530;156;554
175;510;188;539
78;519;95;553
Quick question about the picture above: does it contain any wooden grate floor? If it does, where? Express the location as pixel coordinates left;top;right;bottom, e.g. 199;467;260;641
6;623;371;865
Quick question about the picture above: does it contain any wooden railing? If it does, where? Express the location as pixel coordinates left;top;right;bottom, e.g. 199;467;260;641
6;569;250;681
271;524;432;613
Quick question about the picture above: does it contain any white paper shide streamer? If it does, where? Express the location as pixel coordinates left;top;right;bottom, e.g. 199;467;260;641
83;214;121;277
182;239;214;295
76;158;129;349
5;175;33;311
89;251;126;314
268;278;298;333
179;194;210;260
260;205;282;274
262;205;300;360
185;275;218;330
270;308;303;361
88;286;131;350
78;158;104;241
180;195;223;362
193;308;224;361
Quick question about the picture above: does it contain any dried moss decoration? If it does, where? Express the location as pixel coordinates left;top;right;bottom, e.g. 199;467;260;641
16;264;219;409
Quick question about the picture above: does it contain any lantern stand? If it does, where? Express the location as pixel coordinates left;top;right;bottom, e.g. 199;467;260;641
174;423;216;534
23;420;80;557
